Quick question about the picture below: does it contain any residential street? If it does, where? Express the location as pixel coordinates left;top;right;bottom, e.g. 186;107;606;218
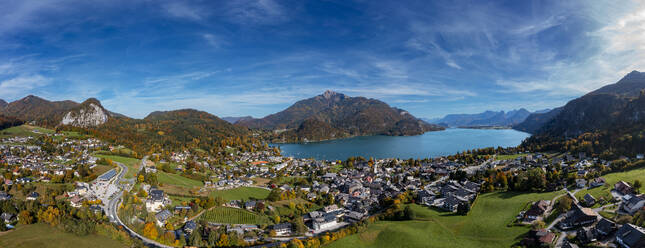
101;157;171;248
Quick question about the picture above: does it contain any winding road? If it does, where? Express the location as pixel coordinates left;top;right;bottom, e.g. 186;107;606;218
103;156;172;248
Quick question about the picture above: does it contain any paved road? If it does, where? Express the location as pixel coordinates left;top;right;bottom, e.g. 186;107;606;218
463;158;493;175
548;188;612;248
103;156;172;248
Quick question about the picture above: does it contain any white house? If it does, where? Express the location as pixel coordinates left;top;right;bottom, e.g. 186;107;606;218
146;189;170;213
623;194;645;215
313;213;337;231
272;223;292;236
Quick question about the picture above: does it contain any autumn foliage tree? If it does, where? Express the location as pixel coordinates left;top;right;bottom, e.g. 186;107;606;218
216;233;229;247
38;206;61;226
143;222;158;240
18;210;34;224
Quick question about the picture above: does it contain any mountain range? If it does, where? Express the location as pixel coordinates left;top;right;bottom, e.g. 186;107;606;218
429;108;546;128
516;70;645;136
0;90;442;147
0;95;250;153
236;90;444;142
0;95;80;127
518;70;645;157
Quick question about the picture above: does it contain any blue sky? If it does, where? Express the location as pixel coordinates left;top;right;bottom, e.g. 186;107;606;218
1;0;644;119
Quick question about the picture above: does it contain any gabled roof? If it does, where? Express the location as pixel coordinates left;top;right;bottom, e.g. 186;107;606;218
583;193;596;202
626;194;645;206
595;218;616;234
155;209;172;222
272;223;292;230
149;189;164;201
525;200;548;217
616;224;645;247
184;220;196;230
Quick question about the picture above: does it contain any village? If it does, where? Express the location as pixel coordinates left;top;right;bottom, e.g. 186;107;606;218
1;128;644;248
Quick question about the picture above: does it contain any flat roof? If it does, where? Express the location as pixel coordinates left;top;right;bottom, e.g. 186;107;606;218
98;169;117;181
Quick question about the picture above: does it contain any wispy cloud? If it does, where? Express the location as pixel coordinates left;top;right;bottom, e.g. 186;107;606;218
162;1;206;21
337;83;476;99
0;0;66;34
3;0;644;119
143;71;218;89
224;0;289;25
511;15;566;37
202;33;223;48
0;75;49;99
496;1;645;96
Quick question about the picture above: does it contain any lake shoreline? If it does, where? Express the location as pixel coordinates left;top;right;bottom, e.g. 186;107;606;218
270;128;447;145
273;128;531;161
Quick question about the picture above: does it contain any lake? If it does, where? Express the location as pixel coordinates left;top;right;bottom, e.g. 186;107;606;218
273;128;531;161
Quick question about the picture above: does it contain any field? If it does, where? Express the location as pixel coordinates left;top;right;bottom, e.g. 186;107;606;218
0;125;54;138
169;195;197;207
0;223;125;248
159;184;197;196
574;166;645;201
158;171;203;188
200;207;271;224
252;177;271;187
8;182;72;200
92;164;115;177
272;198;321;216
327;191;561;248
495;153;530;161
209;187;270;201
94;154;140;179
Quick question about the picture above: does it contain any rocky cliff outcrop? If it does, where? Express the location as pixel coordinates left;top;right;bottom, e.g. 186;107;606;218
60;98;109;127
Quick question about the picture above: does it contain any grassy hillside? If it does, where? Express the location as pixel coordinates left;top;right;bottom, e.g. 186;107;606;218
209;187;270;201
272;198;321;216
94;154;140;179
200;207;271;225
0;124;54;138
575;165;645;200
8;182;72;201
158;171;203;188
327;191;561;248
494;153;530;161
0;224;125;248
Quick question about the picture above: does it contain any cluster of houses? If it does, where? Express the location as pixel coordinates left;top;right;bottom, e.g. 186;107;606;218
515;175;645;248
0;191;16;228
517;178;645;247
7;129;644;248
142;187;173;226
418;180;480;212
557;201;645;248
0;136;113;214
0;137;105;185
204;178;253;190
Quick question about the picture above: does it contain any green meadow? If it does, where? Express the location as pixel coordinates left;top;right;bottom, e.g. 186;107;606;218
157;171;203;188
0;125;54;138
327;191;561;248
94;154;140;179
209;187;270;201
575;165;645;201
0;223;125;248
